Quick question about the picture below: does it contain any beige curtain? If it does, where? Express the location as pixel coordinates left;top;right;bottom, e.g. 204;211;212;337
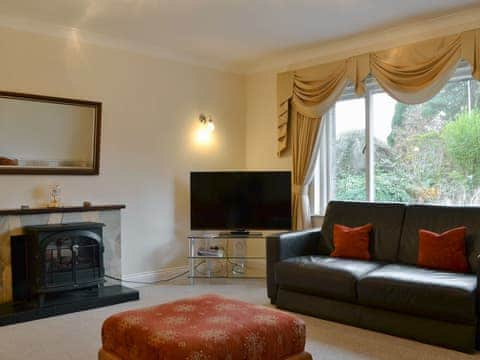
277;72;294;155
277;56;369;156
371;34;463;104
280;57;369;228
462;29;480;80
278;27;480;230
292;111;321;230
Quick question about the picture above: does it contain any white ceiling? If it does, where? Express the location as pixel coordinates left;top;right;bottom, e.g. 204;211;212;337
0;0;478;72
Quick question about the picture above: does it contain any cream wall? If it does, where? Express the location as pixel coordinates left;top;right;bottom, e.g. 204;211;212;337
0;26;246;276
245;71;291;170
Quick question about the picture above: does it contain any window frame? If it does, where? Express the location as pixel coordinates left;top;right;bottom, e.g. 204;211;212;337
312;62;476;215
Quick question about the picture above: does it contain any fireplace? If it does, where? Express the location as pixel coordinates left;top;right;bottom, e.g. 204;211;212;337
0;205;138;326
13;222;105;305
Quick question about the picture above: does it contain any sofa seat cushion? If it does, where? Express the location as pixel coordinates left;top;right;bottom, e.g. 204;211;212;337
357;264;477;324
275;256;383;302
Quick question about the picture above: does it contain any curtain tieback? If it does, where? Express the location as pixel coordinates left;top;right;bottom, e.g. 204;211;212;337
293;184;308;195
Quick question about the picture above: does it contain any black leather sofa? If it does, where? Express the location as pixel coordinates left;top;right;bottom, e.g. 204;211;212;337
266;201;480;353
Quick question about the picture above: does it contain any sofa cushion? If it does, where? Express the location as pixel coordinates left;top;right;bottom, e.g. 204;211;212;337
331;223;373;260
275;256;383;302
417;227;469;273
398;205;480;272
321;201;406;262
357;264;477;324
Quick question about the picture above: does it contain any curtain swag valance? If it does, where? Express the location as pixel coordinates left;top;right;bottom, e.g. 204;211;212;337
277;29;480;156
281;29;480;230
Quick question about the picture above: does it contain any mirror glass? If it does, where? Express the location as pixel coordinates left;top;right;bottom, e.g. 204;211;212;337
0;92;101;175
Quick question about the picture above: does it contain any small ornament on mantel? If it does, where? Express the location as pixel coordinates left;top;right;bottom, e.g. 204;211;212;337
48;184;61;208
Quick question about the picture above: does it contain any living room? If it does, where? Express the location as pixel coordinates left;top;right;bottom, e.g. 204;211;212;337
1;1;480;359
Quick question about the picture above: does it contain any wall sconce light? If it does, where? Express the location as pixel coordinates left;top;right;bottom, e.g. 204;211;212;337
199;113;215;133
196;113;215;145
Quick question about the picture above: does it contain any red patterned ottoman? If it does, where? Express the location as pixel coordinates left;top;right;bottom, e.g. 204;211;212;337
100;294;311;360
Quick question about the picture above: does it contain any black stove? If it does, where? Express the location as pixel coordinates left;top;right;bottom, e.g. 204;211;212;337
15;222;105;305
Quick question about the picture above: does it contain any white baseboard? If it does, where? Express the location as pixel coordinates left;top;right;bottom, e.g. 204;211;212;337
121;266;190;286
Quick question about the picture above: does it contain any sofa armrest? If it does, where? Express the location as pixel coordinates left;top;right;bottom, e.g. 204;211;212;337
476;254;480;295
266;229;321;303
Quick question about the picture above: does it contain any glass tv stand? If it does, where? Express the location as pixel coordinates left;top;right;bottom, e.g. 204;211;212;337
187;233;266;283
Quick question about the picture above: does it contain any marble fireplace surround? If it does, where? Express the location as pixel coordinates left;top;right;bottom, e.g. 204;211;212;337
0;205;124;304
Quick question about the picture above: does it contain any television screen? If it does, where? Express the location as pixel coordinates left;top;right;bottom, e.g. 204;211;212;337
190;171;292;230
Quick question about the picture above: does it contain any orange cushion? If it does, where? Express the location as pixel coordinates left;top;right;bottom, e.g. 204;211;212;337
331;223;373;260
417;227;469;273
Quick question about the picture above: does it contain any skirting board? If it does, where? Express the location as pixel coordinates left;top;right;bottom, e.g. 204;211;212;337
121;266;190;287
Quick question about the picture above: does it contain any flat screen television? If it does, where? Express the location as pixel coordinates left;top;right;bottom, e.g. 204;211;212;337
190;171;292;231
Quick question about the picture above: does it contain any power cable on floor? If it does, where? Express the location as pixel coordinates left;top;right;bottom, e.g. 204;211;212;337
104;261;206;285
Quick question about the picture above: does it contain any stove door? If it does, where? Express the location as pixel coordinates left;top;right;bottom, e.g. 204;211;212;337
73;232;103;285
44;235;75;288
42;230;103;290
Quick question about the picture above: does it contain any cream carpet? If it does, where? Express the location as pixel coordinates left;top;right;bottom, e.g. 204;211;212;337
0;279;477;360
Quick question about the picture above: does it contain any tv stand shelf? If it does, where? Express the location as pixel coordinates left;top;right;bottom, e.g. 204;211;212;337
187;233;266;283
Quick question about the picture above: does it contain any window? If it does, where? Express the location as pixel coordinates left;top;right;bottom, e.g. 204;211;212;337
312;62;480;214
